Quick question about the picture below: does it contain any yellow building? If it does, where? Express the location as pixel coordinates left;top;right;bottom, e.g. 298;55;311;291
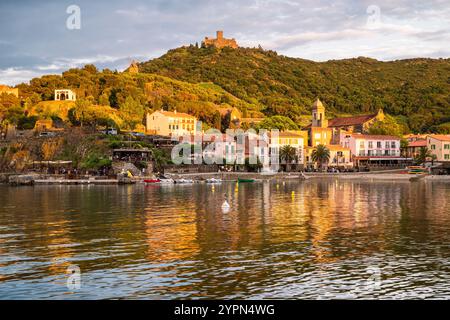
305;145;353;169
146;110;197;137
427;135;450;162
305;99;352;169
309;99;333;146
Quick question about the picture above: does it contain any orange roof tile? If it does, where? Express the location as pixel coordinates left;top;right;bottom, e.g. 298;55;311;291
428;135;450;142
408;140;427;147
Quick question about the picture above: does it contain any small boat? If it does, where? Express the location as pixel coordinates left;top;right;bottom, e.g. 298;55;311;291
159;178;175;184
238;178;255;183
206;178;222;184
144;179;161;184
408;166;428;174
175;178;194;184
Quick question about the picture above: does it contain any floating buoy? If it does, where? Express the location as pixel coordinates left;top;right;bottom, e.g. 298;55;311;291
222;200;230;213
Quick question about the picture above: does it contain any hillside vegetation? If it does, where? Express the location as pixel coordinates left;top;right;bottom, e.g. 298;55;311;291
4;65;260;131
139;46;450;133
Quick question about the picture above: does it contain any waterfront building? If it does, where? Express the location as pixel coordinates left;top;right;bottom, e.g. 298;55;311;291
0;84;19;97
146;110;197;137
405;139;427;159
270;131;305;170
427;135;450;162
340;133;406;168
305;99;353;169
55;89;76;101
304;145;353;170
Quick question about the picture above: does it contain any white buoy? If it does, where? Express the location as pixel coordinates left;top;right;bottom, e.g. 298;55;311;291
222;193;231;213
221;200;230;212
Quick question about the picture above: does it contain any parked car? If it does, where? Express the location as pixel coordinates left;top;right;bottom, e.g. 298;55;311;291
129;132;145;137
100;128;118;135
38;131;57;137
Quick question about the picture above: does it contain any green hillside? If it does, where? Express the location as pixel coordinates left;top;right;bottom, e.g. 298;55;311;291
7;66;260;130
139;45;450;133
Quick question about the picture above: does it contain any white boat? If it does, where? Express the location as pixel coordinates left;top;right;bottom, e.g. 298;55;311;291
159;178;174;184
175;178;194;184
206;178;222;184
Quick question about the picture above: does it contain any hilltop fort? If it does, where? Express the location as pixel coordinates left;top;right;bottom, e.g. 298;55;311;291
202;30;238;49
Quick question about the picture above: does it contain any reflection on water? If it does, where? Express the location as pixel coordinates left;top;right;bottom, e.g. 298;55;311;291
0;180;448;299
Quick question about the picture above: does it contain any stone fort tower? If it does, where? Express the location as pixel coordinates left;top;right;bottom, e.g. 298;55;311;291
203;31;238;49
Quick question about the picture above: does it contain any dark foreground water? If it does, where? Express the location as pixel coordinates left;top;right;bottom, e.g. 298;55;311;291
0;180;449;299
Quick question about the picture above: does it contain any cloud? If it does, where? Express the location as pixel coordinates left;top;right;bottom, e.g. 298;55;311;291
0;0;449;85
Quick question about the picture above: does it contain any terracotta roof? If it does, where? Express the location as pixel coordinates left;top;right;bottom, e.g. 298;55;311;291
328;114;378;127
428;135;450;142
351;134;400;140
408;140;427;147
158;110;196;119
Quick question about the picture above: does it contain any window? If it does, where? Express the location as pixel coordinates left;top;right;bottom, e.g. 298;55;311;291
385;141;390;149
444;144;450;150
431;144;436;150
391;141;396;148
445;154;450;160
384;150;389;156
360;141;365;149
377;141;382;148
368;141;373;148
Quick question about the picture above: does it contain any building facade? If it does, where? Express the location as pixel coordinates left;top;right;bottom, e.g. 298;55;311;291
340;133;404;167
146;110;197;137
306;99;352;169
427;135;450;162
55;89;76;101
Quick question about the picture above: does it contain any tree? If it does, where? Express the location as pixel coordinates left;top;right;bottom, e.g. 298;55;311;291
151;148;171;173
280;145;298;172
311;144;330;170
257;116;299;131
119;96;145;130
414;147;432;165
368;115;404;137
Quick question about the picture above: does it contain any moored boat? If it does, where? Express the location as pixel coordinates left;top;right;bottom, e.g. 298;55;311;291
175;178;194;184
237;178;255;183
144;179;161;184
206;178;222;184
408;166;428;174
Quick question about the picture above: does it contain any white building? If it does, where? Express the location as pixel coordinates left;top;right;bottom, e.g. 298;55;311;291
340;133;405;167
55;89;76;101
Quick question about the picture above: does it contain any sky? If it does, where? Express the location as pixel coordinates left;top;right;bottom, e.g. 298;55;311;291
0;0;449;85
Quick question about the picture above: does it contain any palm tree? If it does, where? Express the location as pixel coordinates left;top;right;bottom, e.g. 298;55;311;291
311;144;330;170
280;145;298;172
414;147;432;165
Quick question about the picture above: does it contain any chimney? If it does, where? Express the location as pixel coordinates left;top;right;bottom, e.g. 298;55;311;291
217;30;223;40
